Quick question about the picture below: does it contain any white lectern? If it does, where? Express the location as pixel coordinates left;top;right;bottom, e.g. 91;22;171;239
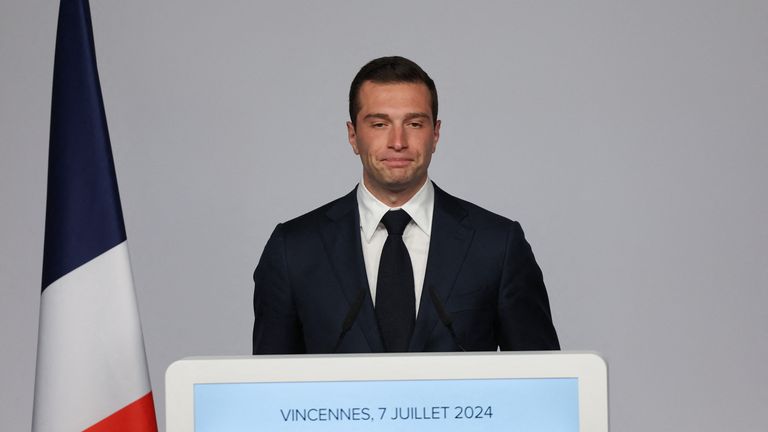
166;351;608;432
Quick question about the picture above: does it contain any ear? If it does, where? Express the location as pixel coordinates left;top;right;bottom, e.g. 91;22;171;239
431;119;441;153
347;121;360;155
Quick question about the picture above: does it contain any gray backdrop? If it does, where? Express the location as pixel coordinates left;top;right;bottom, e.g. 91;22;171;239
2;1;767;431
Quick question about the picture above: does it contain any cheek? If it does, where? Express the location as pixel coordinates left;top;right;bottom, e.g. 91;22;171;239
363;151;380;167
417;141;436;159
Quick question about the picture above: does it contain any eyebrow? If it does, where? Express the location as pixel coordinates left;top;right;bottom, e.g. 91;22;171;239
363;112;431;122
404;112;431;121
363;113;391;122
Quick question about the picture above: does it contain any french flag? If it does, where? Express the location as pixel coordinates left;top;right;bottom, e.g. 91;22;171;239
33;1;157;431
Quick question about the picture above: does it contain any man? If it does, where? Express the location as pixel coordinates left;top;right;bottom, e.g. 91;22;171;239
253;56;559;354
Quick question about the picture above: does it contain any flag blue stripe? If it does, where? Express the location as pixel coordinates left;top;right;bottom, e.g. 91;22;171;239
42;0;127;290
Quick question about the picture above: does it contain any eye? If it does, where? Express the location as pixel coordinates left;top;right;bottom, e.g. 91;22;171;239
371;122;387;128
407;121;423;128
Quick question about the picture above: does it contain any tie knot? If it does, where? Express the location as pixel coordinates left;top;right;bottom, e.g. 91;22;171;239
381;209;411;235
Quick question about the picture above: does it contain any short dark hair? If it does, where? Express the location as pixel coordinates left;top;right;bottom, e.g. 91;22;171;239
349;56;438;126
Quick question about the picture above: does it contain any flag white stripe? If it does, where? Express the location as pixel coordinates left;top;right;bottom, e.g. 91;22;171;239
33;242;152;432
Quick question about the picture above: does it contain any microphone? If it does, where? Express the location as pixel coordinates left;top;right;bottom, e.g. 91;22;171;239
333;288;366;352
428;285;466;352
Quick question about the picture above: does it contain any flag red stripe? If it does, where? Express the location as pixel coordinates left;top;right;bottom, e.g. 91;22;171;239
84;392;157;432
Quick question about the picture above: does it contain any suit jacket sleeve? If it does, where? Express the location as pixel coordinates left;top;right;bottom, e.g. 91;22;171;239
252;224;306;354
497;222;560;350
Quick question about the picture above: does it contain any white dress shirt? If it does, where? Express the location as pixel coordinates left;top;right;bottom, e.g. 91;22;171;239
357;179;434;317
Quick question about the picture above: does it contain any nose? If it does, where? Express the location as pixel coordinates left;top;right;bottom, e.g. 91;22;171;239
389;124;407;150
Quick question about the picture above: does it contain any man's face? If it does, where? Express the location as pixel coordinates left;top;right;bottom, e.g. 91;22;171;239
347;81;440;202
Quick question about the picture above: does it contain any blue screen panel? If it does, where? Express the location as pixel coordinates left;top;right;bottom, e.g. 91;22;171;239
194;378;579;432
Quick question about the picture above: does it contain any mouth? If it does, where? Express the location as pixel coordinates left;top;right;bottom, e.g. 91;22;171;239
381;158;413;168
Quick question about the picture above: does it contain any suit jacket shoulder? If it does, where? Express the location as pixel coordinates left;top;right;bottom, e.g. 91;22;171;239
432;183;523;233
277;188;357;237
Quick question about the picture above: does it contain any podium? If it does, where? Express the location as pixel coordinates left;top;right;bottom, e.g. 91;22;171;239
166;351;608;432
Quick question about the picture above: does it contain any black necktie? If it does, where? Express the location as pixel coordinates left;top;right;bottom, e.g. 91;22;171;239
375;209;415;352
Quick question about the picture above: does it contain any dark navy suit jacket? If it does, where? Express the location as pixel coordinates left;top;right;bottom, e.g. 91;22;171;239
252;184;559;353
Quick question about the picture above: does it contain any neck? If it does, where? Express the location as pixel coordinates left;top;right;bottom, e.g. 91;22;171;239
363;177;428;208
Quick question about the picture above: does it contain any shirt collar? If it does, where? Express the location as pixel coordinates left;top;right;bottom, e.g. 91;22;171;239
357;179;434;242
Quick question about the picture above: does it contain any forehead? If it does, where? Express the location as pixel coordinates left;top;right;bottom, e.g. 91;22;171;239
357;81;432;114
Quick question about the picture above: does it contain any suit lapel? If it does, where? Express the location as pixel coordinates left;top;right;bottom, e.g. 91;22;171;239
321;189;384;352
409;184;474;351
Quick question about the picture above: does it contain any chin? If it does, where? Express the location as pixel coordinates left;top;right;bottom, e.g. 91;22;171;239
386;177;422;191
